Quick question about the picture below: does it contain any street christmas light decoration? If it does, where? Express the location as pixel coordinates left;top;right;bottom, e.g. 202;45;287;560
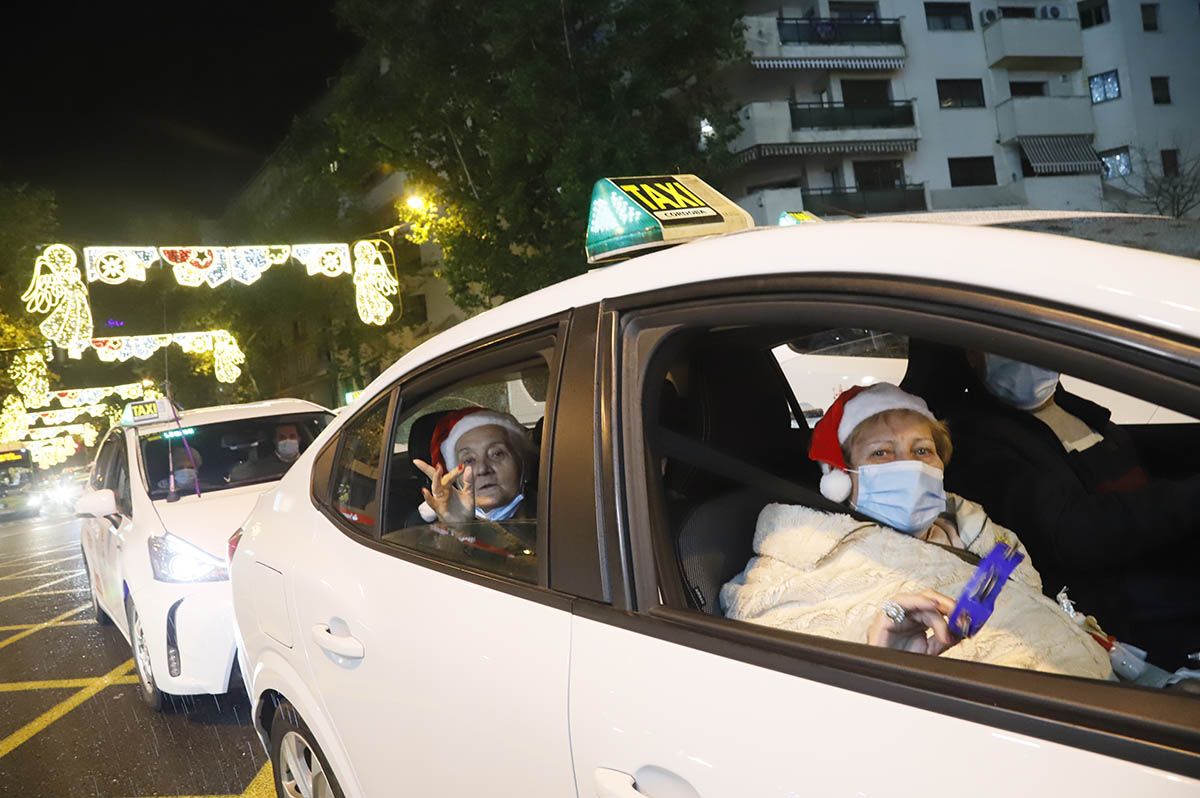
293;243;353;278
21;244;94;346
8;351;50;407
27;436;79;469
25;422;99;447
161;247;231;288
33;379;155;409
0;395;29;445
25;403;109;426
84;246;157;285
352;239;401;325
67;330;246;383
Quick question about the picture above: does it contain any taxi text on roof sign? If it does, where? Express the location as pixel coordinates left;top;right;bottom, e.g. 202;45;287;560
121;398;175;427
586;174;754;264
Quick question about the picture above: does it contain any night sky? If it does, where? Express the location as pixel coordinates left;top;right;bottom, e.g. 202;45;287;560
1;2;359;238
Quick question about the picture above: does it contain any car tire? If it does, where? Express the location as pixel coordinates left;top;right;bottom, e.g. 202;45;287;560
81;552;112;626
125;595;165;711
269;699;345;798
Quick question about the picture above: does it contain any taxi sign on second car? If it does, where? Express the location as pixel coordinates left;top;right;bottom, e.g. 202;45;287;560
121;398;174;427
586;174;753;264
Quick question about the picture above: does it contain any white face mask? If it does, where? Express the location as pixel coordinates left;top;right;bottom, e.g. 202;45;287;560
852;460;947;535
276;439;300;460
174;468;197;488
983;354;1060;410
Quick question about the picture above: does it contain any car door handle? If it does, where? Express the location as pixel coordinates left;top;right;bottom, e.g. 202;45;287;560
594;768;646;798
310;624;365;659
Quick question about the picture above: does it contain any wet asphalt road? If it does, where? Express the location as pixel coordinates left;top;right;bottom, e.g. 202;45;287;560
0;512;272;797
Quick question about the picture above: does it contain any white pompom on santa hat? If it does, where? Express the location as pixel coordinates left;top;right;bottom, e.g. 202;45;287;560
808;382;938;502
417;407;529;522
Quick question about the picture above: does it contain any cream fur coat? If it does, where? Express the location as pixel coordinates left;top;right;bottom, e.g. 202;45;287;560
720;495;1113;679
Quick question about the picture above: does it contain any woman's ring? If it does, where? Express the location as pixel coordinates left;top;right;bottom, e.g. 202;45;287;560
882;600;906;626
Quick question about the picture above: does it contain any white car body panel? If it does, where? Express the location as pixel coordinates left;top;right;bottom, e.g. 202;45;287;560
230;222;1200;796
569;617;1197;798
233;467;576;798
81;398;328;696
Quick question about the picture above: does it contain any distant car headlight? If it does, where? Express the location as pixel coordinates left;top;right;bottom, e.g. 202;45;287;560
27;493;43;506
148;534;229;583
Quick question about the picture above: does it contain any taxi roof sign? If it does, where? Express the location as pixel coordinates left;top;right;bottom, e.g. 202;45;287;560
121;398;174;427
585;174;754;264
778;210;823;225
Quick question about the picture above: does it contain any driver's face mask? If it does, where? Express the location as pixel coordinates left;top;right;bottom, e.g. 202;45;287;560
276;439;300;460
174;468;197;488
983;354;1060;410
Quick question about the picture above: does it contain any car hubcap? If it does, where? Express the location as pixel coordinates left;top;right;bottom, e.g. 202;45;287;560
279;731;333;798
132;610;154;692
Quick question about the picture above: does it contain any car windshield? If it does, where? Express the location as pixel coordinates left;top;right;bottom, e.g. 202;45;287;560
0;453;35;495
139;412;332;499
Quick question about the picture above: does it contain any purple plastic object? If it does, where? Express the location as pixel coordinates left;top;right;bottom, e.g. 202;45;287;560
948;542;1025;638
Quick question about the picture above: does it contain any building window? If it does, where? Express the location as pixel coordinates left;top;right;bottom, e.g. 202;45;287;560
999;5;1037;17
1099;147;1132;180
1141;3;1159;30
948;156;998;187
1089;69;1120;104
1010;81;1048;97
1151;76;1171;104
937;79;986;108
1162;149;1180;177
924;2;973;30
1078;0;1111;28
829;1;879;19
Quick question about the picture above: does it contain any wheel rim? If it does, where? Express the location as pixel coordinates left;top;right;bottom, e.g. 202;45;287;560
131;607;155;693
279;730;333;798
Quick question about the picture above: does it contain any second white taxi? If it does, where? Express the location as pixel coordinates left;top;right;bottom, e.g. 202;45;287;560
77;398;332;710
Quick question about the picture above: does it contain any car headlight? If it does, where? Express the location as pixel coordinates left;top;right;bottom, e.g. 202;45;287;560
147;534;229;583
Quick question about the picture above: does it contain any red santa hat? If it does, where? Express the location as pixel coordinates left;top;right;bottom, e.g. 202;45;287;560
419;407;529;521
807;382;937;502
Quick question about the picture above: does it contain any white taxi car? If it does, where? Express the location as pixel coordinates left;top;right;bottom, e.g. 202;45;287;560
77;398;332;710
231;177;1200;797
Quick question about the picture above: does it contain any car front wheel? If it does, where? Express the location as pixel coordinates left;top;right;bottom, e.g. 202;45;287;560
125;596;164;711
270;699;344;798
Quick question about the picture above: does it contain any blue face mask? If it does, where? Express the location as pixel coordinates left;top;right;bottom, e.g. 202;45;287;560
476;493;524;522
851;460;946;535
983;354;1059;411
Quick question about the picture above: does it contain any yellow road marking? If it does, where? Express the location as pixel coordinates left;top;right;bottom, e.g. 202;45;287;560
0;675;140;692
0;658;135;759
0;573;84;603
18;588;88;598
0;605;89;652
0;568;84;583
0;555;82;580
125;763;275;798
0;619;89;632
0;543;78;569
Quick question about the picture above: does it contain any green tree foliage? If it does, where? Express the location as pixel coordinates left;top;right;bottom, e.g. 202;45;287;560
330;0;746;308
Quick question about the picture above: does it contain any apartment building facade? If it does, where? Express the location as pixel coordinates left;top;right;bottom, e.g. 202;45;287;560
728;0;1200;223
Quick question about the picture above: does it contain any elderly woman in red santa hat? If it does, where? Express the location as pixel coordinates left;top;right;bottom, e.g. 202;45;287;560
413;407;537;525
720;382;1114;679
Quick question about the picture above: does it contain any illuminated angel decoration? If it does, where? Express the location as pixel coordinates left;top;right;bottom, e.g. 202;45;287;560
352;240;400;325
211;331;246;383
21;244;94;347
8;351;50;407
0;395;29;445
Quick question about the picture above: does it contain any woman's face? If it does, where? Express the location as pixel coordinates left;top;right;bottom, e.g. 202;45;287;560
455;425;522;510
845;411;943;503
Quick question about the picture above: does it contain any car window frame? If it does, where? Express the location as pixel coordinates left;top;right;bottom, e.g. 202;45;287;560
320;390;398;539
595;274;1200;779
309;310;580;607
91;429;124;491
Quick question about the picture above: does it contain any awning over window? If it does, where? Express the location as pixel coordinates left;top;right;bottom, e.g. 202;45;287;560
751;56;905;70
1016;135;1104;175
736;139;918;164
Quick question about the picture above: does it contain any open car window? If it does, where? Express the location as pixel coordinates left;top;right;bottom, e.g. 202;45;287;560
624;303;1200;701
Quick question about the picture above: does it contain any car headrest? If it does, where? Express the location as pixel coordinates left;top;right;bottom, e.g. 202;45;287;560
900;339;978;418
407;409;453;472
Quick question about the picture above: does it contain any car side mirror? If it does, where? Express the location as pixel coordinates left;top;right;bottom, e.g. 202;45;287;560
76;489;118;518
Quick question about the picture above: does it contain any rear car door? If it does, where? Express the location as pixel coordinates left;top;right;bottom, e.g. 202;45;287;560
567;283;1200;796
82;430;125;619
289;320;577;796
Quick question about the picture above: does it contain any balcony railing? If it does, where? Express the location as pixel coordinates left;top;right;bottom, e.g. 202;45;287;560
801;185;926;216
777;17;903;45
790;101;914;130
